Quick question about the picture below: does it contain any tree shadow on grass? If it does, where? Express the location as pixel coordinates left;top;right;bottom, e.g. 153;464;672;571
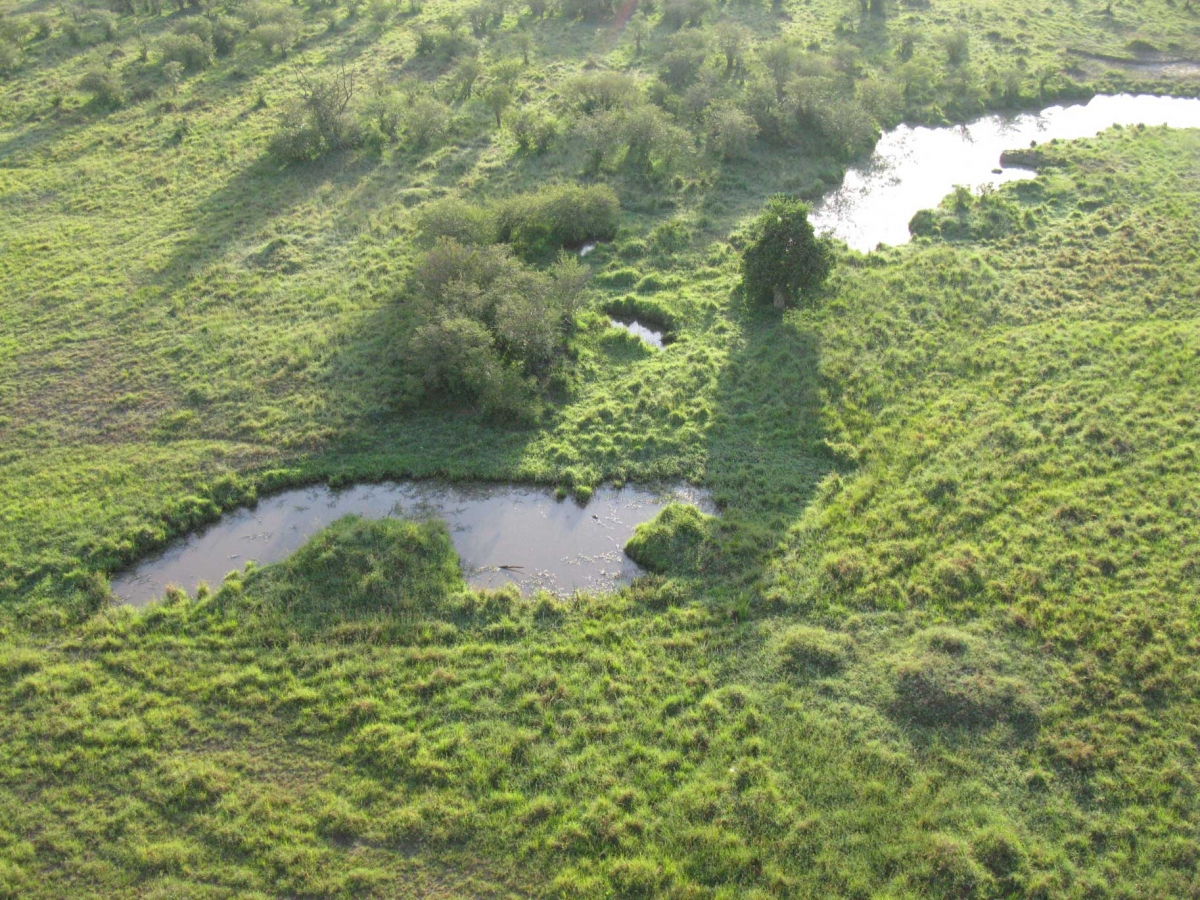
146;148;380;299
702;293;838;581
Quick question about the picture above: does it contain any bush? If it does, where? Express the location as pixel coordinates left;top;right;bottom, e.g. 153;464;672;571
417;196;498;246
741;195;832;308
659;30;710;90
0;17;27;44
245;5;302;55
415;185;619;259
559;0;616;20
404;96;450;149
779;76;878;158
941;28;970;66
29;14;53;40
495;183;619;258
409;315;539;420
269;68;361;162
412;25;476;60
508;107;557;153
210;15;242;56
79;67;125;107
405;238;588;420
661;0;713;29
360;80;405;145
565;71;638;114
159;33;212;72
619;103;692;177
0;41;20;77
173;16;213;44
269;105;326;161
706;102;758;160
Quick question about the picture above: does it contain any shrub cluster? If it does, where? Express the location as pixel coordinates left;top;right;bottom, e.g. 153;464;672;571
404;240;590;420
418;183;619;260
0;39;20;77
271;69;454;162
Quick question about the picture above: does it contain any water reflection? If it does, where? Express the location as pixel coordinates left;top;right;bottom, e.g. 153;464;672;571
111;481;712;606
811;94;1200;252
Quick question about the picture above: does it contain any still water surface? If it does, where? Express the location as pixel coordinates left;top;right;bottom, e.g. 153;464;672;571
114;94;1200;605
609;317;666;349
112;482;712;606
811;93;1200;252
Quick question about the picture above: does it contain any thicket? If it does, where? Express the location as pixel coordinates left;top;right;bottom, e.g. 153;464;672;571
271;70;454;161
417;183;619;259
404;239;590;420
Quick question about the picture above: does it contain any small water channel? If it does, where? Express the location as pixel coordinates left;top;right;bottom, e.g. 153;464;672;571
111;481;713;607
811;93;1200;252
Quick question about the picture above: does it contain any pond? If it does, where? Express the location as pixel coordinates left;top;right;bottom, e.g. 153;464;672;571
609;317;666;349
111;481;713;607
810;93;1200;252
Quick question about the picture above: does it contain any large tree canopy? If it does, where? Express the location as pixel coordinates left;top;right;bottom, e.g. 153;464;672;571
742;195;834;308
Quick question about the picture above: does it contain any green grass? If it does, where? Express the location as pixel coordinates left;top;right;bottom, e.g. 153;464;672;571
2;124;1199;900
1;0;1199;599
3;0;1200;895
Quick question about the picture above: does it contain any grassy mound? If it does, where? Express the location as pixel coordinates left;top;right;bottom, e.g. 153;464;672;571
624;502;714;575
230;515;464;628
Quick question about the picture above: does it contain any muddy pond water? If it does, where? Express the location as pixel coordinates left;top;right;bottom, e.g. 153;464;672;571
111;482;713;607
811;93;1200;252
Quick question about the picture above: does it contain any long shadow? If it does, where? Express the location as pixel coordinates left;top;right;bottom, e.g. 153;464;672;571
147;147;380;302
703;292;837;577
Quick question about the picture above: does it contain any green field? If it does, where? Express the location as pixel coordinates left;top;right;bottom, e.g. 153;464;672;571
2;0;1200;895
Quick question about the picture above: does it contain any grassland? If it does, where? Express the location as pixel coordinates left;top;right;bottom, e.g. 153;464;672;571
3;0;1200;895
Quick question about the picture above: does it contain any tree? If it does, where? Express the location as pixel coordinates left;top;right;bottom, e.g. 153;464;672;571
715;20;749;72
453;55;483;99
706;102;758;159
741;195;832;308
162;59;184;94
297;65;358;150
512;29;531;65
483;81;513;127
629;10;648;55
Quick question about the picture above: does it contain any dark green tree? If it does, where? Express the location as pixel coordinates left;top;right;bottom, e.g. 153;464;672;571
741;195;833;308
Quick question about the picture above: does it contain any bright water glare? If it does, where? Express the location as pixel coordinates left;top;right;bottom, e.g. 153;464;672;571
811;94;1200;252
